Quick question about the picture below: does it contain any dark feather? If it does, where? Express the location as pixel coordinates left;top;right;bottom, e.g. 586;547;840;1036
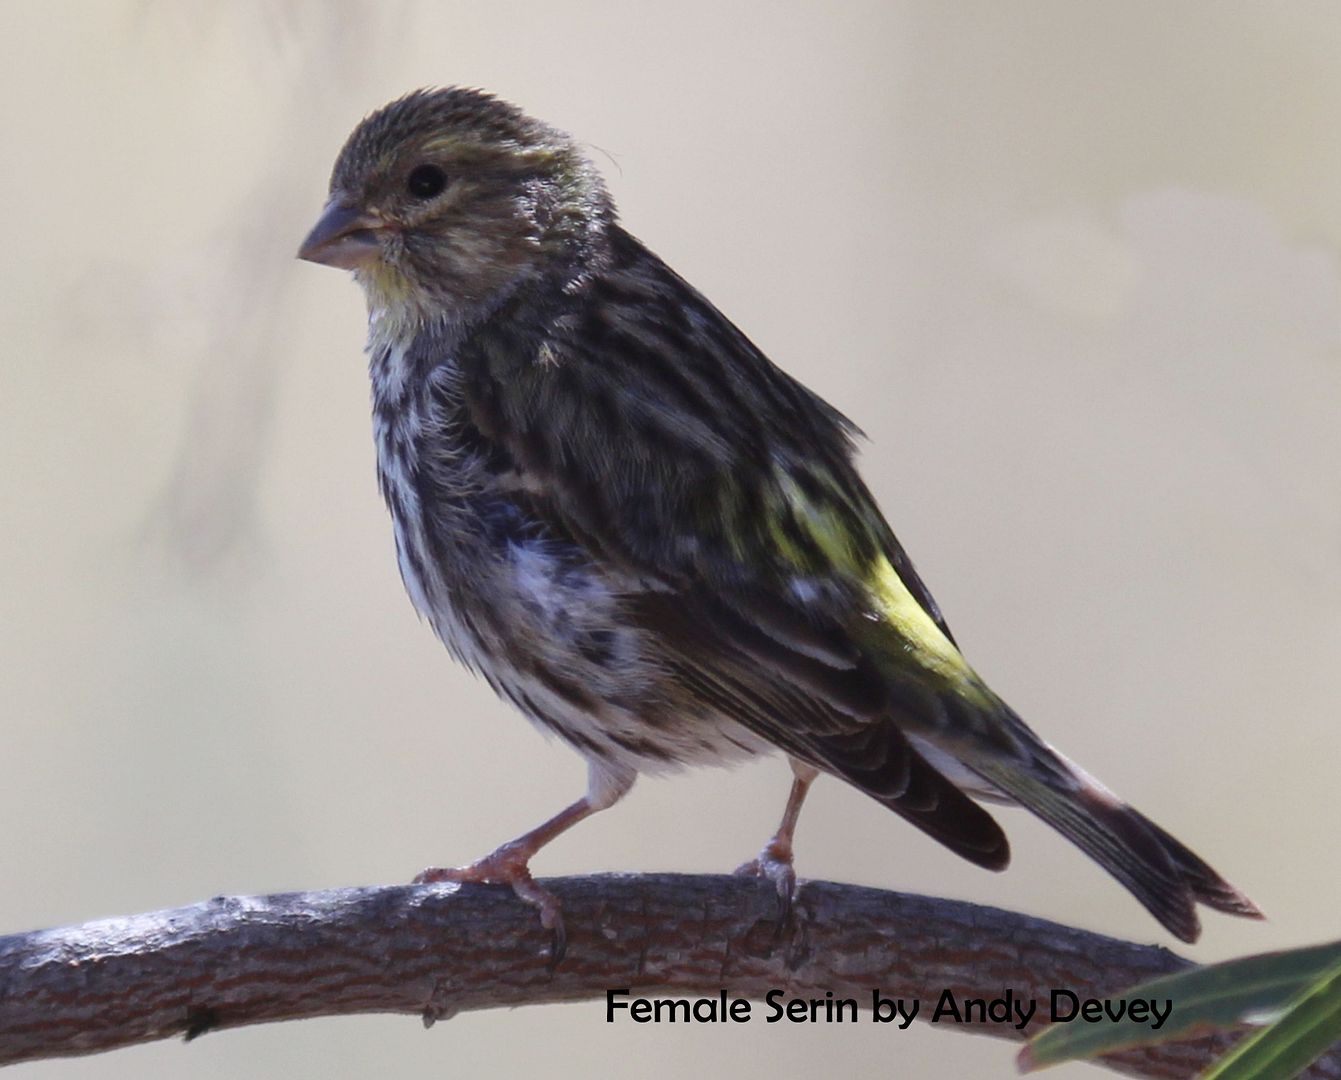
634;592;1010;871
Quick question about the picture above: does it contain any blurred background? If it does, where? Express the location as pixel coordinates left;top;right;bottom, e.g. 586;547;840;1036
3;2;1339;1077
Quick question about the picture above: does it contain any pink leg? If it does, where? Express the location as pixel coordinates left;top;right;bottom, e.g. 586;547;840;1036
735;759;818;917
415;762;633;959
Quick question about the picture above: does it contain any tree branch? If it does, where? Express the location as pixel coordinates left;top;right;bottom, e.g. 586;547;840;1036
0;874;1333;1077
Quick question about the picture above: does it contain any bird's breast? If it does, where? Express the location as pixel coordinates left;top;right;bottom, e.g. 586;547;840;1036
368;339;639;693
370;339;498;667
365;333;766;775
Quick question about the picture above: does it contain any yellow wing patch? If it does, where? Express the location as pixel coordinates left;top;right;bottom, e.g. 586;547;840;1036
773;469;980;693
870;555;972;680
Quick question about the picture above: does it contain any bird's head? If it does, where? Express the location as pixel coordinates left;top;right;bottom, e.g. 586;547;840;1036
298;88;611;332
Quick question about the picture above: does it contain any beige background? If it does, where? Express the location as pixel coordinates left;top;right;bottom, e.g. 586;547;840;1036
3;2;1339;1077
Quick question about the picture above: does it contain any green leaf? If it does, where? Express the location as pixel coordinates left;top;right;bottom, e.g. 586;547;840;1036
1198;957;1341;1080
1019;939;1341;1072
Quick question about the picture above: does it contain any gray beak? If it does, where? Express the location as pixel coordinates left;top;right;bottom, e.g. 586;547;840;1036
297;200;384;270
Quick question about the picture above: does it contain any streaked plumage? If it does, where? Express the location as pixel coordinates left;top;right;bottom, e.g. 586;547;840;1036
298;87;1260;945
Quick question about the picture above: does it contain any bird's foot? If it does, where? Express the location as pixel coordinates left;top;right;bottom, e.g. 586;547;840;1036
414;843;567;963
734;838;798;928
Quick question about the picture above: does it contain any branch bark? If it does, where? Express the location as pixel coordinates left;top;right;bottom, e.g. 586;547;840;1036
0;874;1333;1077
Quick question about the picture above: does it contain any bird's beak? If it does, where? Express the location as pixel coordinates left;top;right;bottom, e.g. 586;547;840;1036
297;200;385;270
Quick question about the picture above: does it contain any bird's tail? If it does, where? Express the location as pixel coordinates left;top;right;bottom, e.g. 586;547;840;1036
970;743;1262;943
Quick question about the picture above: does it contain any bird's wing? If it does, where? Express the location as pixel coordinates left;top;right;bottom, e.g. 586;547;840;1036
457;227;1008;868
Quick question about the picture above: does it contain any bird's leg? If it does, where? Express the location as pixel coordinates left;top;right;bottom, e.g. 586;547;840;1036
414;761;633;961
735;759;818;922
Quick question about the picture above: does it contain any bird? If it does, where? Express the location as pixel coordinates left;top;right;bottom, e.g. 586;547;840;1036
297;86;1260;952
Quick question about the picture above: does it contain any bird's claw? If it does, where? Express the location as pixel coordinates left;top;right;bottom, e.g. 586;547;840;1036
414;847;567;965
734;840;798;929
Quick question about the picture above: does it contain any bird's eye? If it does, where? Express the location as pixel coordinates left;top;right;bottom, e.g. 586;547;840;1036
406;164;447;199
